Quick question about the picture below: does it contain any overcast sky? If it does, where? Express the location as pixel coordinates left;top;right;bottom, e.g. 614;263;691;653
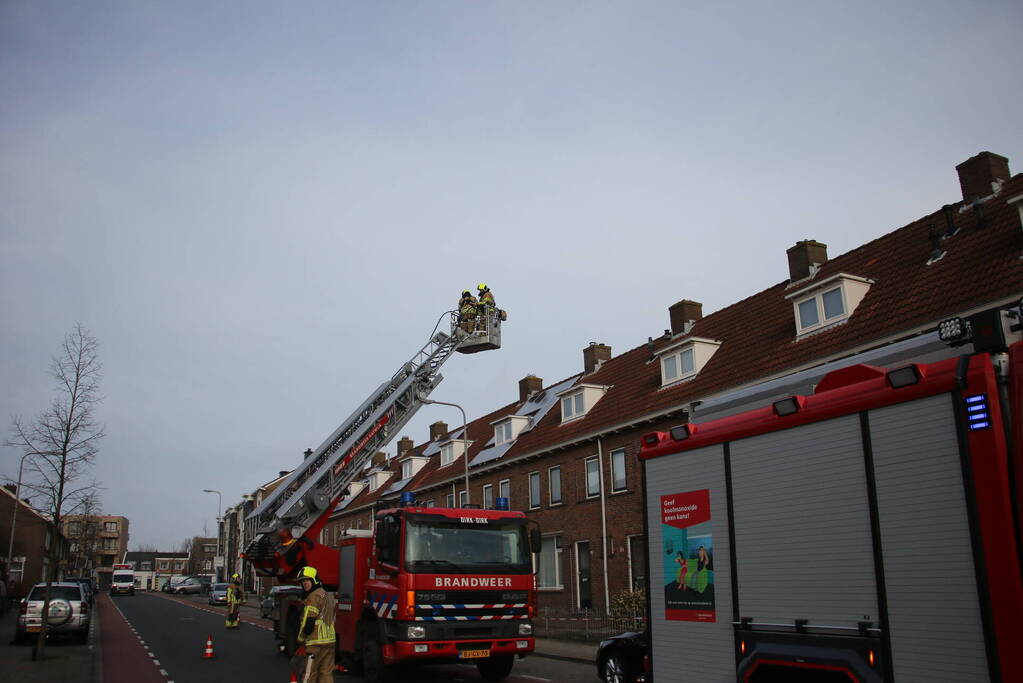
2;1;1020;550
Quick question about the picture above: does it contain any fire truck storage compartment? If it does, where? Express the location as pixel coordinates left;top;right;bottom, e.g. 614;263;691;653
643;392;989;682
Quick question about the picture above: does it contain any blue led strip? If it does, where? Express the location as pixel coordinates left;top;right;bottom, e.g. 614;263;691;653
964;394;991;431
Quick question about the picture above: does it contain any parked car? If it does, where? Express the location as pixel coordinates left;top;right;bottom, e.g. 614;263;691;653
260;585;302;620
64;577;95;605
174;577;203;595
15;582;91;644
208;583;229;605
596;631;648;683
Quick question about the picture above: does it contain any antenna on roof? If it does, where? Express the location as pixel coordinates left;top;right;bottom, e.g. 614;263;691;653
926;224;946;265
941;204;959;239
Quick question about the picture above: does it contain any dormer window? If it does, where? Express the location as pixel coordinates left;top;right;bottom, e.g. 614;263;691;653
786;273;872;337
657;337;722;387
368;470;391;492
557;383;609;423
492;415;530;445
439;439;468;467
400;455;428;480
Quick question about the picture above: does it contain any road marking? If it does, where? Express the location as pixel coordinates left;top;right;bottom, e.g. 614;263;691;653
518;677;551;682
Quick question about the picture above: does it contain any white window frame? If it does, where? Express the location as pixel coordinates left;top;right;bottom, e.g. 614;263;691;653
401;459;413;479
440;443;455;466
561;391;585;421
585;456;601;498
610;448;627;493
425;499;435;508
528;471;541;509
548;465;562;506
104;521;118;532
499;478;511;506
786;273;873;337
660;347;695;383
459;490;469;507
482;484;493;509
495;421;513;445
537;534;563;590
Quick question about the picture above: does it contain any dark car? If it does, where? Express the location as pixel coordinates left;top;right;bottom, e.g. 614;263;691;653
596;631;648;683
64;577;95;605
260;585;302;620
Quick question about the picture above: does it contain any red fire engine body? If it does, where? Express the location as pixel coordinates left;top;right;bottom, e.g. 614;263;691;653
260;499;539;682
640;311;1023;681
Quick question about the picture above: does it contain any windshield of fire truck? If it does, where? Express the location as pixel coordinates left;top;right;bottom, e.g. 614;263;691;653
404;515;532;574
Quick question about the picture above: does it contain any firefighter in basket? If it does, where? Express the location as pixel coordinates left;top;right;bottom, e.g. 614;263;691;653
458;289;479;333
225;572;245;629
295;565;337;682
477;283;506;323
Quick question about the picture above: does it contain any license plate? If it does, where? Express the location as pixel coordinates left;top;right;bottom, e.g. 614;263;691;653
27;626;41;633
459;649;490;659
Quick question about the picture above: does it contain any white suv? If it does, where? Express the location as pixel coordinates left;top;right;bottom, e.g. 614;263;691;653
15;582;91;643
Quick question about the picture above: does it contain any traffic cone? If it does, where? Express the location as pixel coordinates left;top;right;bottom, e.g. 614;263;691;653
289;674;298;682
202;634;215;659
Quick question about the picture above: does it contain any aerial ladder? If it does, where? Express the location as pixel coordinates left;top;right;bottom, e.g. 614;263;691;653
243;307;502;586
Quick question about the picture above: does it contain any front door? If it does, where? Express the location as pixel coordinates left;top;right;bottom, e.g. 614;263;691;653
576;541;592;610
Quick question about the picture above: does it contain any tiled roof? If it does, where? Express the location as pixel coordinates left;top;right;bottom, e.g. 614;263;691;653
333;166;1022;514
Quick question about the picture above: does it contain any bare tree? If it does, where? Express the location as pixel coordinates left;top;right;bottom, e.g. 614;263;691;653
65;491;103;577
5;324;103;661
133;543;159;553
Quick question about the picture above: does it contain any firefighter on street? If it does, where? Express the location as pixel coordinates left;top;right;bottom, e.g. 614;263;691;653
225;573;245;628
296;565;337;682
458;289;478;333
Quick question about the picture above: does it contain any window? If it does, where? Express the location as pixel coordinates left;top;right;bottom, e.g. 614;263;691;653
425;499;435;508
459;490;469;507
141;561;152;571
585;456;600;497
159;561;169;571
102;537;118;550
441;443;455;466
499;479;511;505
68;522;81;536
528;472;541;509
446;493;455;508
203;559;212;571
321;527;330;544
538;535;563;589
561;392;585;420
661;348;695;383
176;560;185;570
203;544;217;553
402;460;413;479
482;484;493;509
495;421;513;445
787;273;872;336
610;448;627;492
549;466;562;505
104;521;118;533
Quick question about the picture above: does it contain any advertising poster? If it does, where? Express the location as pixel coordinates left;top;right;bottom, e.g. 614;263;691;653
661;489;715;622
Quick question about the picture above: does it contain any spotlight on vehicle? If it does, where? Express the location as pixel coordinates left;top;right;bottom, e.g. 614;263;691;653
886;365;922;389
938;317;972;346
772;396;803;417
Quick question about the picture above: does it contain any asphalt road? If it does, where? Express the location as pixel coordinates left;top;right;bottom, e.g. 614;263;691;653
107;592;596;683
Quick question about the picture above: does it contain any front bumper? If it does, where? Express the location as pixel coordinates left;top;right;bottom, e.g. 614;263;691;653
385;636;534;664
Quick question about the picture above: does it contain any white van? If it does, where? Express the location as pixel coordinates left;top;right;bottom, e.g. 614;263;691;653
111;563;135;595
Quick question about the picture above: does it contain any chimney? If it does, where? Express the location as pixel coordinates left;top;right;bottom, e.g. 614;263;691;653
786;240;828;282
397;436;413;457
519;375;543;402
371;451;388;467
583;342;612;374
429;421;449;442
3;484;16;496
303;448;313;460
956;151;1010;201
668;300;703;335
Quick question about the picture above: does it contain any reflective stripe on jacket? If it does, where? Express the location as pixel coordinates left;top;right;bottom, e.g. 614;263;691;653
227;583;245;605
300;587;336;645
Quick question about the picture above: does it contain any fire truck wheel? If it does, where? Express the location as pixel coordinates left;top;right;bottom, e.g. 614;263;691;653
361;631;392;683
476;654;514;681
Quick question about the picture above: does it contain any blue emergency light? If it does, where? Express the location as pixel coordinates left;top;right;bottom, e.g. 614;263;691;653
495;497;510;511
964;394;991;431
401;491;416;507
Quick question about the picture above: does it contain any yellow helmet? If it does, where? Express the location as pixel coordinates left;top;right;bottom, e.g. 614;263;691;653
477;283;488;291
231;573;240;581
299;566;318;581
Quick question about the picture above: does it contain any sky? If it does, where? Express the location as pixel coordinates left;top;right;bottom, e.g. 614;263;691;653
2;1;1021;550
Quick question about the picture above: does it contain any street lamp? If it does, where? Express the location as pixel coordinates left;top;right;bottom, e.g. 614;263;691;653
421;398;470;506
202;489;222;581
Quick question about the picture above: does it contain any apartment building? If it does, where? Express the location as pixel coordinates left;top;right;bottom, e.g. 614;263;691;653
62;514;130;590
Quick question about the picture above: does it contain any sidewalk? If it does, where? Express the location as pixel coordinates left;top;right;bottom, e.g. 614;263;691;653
0;601;100;683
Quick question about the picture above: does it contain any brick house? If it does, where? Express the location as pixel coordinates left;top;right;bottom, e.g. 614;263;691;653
0;485;71;598
62;514;130;590
314;151;1022;614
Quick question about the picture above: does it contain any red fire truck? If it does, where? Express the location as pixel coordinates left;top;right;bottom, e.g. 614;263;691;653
639;303;1023;682
244;307;540;681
